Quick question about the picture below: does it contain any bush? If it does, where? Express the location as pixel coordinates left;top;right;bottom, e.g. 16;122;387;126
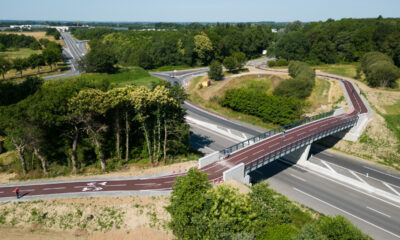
29;41;42;50
274;61;315;100
219;88;303;125
318;216;371;240
268;59;288;67
361;52;400;88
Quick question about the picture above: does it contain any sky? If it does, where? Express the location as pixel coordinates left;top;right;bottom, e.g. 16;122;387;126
1;0;400;22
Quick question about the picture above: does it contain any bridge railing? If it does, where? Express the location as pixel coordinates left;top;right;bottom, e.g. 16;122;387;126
219;110;334;157
244;116;358;174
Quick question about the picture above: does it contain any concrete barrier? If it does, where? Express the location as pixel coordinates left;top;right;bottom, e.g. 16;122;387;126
198;151;220;169
333;108;344;116
223;163;250;185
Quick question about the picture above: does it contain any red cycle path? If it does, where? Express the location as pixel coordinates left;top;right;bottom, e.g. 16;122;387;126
0;68;368;199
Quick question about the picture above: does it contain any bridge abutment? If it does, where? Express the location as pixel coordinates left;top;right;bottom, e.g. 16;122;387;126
198;151;220;169
223;163;251;185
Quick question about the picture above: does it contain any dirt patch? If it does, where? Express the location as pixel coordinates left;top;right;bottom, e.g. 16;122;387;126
223;179;251;194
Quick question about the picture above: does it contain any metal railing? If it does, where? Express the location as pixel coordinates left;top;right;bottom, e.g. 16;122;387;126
219;110;334;156
244;116;358;174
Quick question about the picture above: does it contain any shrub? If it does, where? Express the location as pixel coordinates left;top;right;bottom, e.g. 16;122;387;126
361;51;400;88
208;60;223;80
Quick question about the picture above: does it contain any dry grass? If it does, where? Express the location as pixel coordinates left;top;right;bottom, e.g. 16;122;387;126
0;196;172;240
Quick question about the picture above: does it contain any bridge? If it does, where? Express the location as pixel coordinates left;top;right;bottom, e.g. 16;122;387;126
0;66;371;199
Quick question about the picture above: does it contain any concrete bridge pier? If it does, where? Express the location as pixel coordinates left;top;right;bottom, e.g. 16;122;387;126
282;144;311;166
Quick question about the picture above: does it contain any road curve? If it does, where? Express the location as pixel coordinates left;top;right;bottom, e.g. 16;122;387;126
0;66;368;199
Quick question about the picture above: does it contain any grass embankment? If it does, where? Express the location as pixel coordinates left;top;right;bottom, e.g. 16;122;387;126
187;70;344;130
64;67;163;87
0;48;41;59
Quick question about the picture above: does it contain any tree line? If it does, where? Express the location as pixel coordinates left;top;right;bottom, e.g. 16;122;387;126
0;33;40;50
167;168;372;240
0;41;61;79
271;17;400;66
0;78;189;176
72;24;273;70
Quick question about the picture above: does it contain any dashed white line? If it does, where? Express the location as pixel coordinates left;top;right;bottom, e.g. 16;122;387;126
106;184;127;187
43;187;66;191
366;206;391;218
349;170;369;185
321;160;337;173
0;191;4;194
252;149;265;156
290;174;306;182
294;188;400;239
383;182;400;196
135;183;155;186
363;166;400;180
22;189;35;192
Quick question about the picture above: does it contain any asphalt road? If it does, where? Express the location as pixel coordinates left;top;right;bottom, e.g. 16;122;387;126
252;160;400;240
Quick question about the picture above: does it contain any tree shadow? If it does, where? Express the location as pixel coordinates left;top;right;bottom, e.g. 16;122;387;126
190;133;213;152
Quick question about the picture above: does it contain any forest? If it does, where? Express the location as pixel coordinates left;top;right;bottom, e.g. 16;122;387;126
72;24;274;69
271;17;400;66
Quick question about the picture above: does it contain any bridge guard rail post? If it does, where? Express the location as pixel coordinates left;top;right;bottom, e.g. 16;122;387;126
223;163;250;185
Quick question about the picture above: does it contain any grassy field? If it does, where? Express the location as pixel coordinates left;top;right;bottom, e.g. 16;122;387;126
314;63;359;79
0;48;41;59
2;62;69;82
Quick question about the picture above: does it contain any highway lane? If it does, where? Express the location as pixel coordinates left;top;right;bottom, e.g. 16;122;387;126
253;160;400;240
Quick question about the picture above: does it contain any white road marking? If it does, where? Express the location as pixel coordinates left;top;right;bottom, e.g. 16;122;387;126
135;183;155;186
349;170;369;185
293;164;400;210
366;206;391;218
290;174;306;182
73;186;88;188
43;187;66;191
22;189;35;192
0;191;4;194
106;184;127;187
363;166;400;180
252;149;265;156
294;188;400;239
164;181;174;184
321;160;337;173
383;182;400;196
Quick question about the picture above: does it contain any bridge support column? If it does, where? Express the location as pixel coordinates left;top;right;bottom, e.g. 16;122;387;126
198;151;220;169
282;144;311;166
223;163;251;185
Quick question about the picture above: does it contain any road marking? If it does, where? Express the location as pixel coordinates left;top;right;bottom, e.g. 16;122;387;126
43;187;66;191
135;183;155;186
22;189;35;192
73;186;88;188
294;188;400;239
0;191;4;194
321;160;337;173
164;181;174;184
383;182;400;196
292;164;400;210
366;206;391;218
106;184;127;187
363;166;400;180
349;170;368;185
252;149;265;156
290;174;306;182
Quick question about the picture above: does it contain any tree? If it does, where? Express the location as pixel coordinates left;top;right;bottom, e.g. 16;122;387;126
43;48;60;71
294;223;326;240
233;52;247;69
318;216;370;240
79;41;116;73
29;41;42;50
68;89;110;171
0;56;12;80
208;60;223;80
361;51;400;88
166;168;212;240
223;56;238;72
0;43;5;52
194;32;213;65
12;57;29;77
